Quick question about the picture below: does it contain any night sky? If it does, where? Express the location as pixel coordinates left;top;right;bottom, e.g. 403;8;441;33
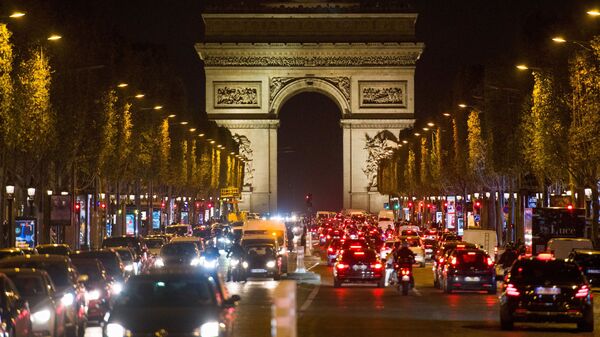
3;0;597;213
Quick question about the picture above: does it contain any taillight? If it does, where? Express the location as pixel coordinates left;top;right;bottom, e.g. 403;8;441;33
576;285;590;298
350;245;362;250
487;257;494;267
371;263;383;269
506;283;520;297
336;263;348;270
439;257;444;264
328;247;334;253
327;235;331;239
450;257;457;266
401;268;411;276
354;251;365;256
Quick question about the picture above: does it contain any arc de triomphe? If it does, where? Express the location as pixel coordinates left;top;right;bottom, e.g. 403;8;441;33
197;1;423;214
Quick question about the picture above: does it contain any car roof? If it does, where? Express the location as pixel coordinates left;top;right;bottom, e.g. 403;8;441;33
36;244;69;248
572;249;600;255
0;267;50;276
0;254;70;263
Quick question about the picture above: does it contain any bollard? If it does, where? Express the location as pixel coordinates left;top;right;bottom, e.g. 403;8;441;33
271;280;297;337
295;246;306;273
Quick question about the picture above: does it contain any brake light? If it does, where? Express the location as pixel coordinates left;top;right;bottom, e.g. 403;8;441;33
456;244;465;249
353;251;365;256
371;263;383;270
506;284;520;297
327;235;331;239
328;247;334;253
487;257;494;267
336;263;348;270
401;268;411;276
439;257;444;264
350;245;362;250
450;257;457;266
536;253;554;261
467;252;477;255
576;285;590;298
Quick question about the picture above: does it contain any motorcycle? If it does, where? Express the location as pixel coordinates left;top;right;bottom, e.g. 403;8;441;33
396;257;415;296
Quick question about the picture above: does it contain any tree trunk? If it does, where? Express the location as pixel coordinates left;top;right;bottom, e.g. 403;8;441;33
592;185;599;247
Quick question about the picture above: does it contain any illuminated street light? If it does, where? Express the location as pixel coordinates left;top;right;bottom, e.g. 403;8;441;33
402;140;408;144
458;103;467;108
135;93;145;99
117;83;128;88
427;122;435;127
154;105;163;110
443;113;451;117
180;121;188;125
587;9;600;16
422;127;430;131
550;37;591;51
189;128;196;132
552;36;567;43
210;140;216;144
198;133;205;137
47;34;62;41
168;114;176;118
9;12;26;18
516;64;530;70
414;132;421;137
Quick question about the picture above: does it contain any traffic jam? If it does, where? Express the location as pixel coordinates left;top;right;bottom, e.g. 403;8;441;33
0;207;596;336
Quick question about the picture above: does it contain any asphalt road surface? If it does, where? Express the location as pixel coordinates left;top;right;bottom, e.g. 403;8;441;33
85;257;600;337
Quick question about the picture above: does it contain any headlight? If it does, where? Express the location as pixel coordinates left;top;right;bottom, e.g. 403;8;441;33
112;282;123;295
199;321;219;337
230;259;239;266
154;258;165;268
106;323;126;337
31;309;51;324
124;264;134;272
242;261;249;269
61;293;74;306
190;258;201;266
86;289;101;301
202;259;217;269
266;260;276;268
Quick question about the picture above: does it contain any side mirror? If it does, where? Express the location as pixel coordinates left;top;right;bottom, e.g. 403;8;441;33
77;274;89;283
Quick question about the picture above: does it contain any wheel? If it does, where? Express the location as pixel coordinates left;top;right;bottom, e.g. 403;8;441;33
333;278;341;288
377;278;385;288
578;308;594;332
499;307;514;330
401;282;409;295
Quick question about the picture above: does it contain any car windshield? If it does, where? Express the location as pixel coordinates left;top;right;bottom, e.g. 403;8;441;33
71;260;102;280
247;245;274;256
8;275;46;297
0;261;70;288
145;239;164;249
118;278;214;307
116;250;133;263
573;254;600;267
161;243;198;257
37;246;70;255
511;260;585;284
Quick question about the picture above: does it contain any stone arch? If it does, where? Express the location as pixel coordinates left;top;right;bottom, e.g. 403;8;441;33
270;77;351;116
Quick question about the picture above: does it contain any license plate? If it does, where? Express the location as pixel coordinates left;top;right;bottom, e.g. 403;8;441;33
464;276;480;282
402;275;410;281
535;287;561;295
352;265;367;271
588;269;600;274
251;269;267;273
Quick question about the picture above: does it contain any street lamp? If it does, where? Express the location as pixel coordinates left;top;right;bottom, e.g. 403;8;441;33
8;12;25;18
5;185;14;247
167;114;176;118
551;36;592;51
587;9;600;16
117;83;128;88
47;34;62;41
443;112;451;117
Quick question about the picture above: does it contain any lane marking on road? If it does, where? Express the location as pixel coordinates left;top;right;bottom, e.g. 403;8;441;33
412;287;422;297
307;262;320;271
299;285;320;314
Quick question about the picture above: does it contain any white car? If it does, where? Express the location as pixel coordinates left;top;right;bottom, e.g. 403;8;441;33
380;240;399;260
398;236;426;267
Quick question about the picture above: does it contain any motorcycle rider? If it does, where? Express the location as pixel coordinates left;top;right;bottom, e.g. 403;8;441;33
394;240;416;287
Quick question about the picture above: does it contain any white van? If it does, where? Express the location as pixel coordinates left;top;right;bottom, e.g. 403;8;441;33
242;219;289;272
462;229;498;261
377;210;395;230
547;238;594;259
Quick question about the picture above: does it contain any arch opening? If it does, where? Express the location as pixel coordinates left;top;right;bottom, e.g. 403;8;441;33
277;92;343;213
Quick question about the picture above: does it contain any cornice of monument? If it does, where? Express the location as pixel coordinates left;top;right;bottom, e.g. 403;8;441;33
340;118;415;129
214;119;280;129
197;42;423;67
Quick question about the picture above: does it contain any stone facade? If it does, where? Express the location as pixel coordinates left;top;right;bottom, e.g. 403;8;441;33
198;11;423;214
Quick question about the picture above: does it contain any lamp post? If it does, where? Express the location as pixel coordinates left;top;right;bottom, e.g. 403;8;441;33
27;187;36;216
5;185;14;247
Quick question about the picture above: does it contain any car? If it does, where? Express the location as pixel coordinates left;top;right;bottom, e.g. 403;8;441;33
341;238;370;251
326;238;343;266
398;236;426;267
103;269;239;336
35;244;72;256
154;241;201;268
164;223;192;237
19;247;38;255
379;239;399;260
441;248;496;294
113;247;138;275
0;272;33;337
333;248;385;288
170;236;205;253
240;244;282;280
143;237;165;256
101;236;147;265
422;238;438;260
500;254;593;331
0;255;88;337
0;268;66;337
568;249;600;288
432;242;477;288
69;258;112;324
547;237;594;259
0;248;25;260
69;250;126;287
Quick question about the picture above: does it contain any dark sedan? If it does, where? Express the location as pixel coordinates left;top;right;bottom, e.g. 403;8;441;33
35;244;72;256
333;249;385;288
500;254;593;331
568;249;600;288
103;270;239;336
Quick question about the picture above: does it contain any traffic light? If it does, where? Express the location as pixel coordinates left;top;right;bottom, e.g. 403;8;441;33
161;201;166;208
408;202;413;208
474;200;481;209
207;202;213;209
305;193;313;208
393;201;400;210
74;202;81;213
100;202;106;210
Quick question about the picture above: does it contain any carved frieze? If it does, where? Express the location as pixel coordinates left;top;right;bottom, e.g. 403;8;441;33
269;76;350;106
203;54;419;67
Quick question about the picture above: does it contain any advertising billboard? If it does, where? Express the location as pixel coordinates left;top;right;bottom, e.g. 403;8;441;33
15;217;36;248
